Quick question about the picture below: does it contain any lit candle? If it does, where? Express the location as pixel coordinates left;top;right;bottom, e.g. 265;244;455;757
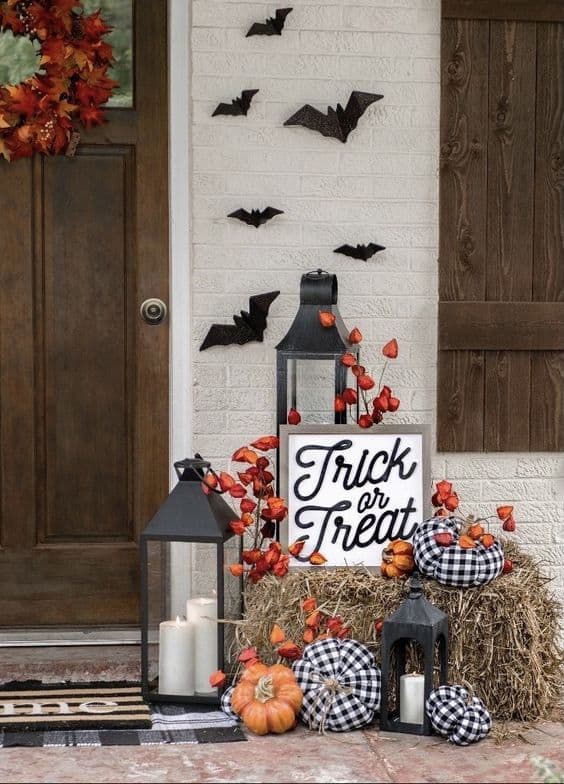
158;616;195;696
400;672;425;725
186;597;218;694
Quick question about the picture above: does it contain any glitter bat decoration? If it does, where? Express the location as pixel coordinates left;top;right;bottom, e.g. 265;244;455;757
246;7;293;37
284;91;383;143
228;207;284;228
200;291;280;351
212;90;259;117
334;243;386;261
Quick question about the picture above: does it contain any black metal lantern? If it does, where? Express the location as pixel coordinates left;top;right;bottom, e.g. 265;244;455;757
276;269;358;428
140;458;240;706
380;573;448;735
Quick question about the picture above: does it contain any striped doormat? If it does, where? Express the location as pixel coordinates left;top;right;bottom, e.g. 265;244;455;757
0;682;151;732
0;682;247;747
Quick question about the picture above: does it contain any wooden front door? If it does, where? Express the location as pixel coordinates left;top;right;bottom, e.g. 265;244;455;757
0;0;169;628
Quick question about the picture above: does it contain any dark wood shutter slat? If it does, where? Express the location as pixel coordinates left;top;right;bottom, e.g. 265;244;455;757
533;23;564;304
438;19;488;450
438;351;486;452
484;21;536;451
530;353;564;451
531;22;564;451
443;0;564;23
439;302;564;350
439;19;489;303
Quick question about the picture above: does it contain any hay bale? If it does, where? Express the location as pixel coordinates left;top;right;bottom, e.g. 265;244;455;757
237;542;563;722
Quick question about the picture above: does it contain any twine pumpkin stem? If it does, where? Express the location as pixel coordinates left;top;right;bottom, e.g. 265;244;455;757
254;675;275;703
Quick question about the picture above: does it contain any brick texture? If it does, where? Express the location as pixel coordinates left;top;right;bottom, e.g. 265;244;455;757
189;0;564;600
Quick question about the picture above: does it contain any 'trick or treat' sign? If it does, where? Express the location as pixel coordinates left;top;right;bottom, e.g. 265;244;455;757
281;425;430;567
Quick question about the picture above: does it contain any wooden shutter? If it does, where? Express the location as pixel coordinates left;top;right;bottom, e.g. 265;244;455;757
438;1;564;452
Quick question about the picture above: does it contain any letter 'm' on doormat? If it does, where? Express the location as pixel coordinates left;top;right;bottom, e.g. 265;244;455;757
0;683;151;732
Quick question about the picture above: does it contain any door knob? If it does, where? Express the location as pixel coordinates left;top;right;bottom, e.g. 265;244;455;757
140;298;167;325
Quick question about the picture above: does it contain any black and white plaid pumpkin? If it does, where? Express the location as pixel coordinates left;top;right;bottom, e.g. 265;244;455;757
292;638;381;733
220;686;239;721
426;685;492;745
413;517;504;588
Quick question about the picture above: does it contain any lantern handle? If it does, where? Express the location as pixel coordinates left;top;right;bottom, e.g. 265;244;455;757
300;269;338;305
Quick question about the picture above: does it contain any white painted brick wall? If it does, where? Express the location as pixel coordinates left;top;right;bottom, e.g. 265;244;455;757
189;0;564;600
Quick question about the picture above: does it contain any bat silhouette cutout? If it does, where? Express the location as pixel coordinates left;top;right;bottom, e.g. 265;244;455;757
212;89;259;117
228;206;284;228
246;7;293;37
200;291;280;351
284;91;383;143
334;243;386;261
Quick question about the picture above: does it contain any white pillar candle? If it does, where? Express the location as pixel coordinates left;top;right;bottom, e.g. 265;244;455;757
186;597;218;694
158;617;195;696
400;672;425;725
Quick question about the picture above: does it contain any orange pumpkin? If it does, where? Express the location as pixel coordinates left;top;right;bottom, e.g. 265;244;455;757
380;540;415;578
231;663;303;735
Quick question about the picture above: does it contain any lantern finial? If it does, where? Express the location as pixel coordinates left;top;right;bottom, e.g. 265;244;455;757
408;571;423;599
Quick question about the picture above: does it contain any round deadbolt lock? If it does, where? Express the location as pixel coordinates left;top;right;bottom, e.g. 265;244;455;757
140;298;167;325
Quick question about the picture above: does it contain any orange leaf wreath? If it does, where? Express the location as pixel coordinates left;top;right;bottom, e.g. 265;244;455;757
0;0;117;161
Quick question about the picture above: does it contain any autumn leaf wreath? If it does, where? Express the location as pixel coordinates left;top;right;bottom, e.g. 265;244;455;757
0;0;116;161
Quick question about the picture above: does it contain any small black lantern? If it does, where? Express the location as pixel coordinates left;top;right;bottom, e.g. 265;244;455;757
380;573;448;735
140;458;240;706
276;269;358;428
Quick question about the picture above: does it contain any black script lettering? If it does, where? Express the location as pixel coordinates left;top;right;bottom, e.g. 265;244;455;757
357;487;390;514
376;438;417;483
389;497;419;540
328;437;418;492
294;440;353;501
294;497;420;558
293;500;352;560
331;513;377;550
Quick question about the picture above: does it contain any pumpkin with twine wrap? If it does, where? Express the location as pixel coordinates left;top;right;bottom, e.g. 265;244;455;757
292;638;381;733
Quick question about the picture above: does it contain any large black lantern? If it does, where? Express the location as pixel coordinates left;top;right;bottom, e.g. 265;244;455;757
380;573;448;735
140;458;240;706
276;269;358;428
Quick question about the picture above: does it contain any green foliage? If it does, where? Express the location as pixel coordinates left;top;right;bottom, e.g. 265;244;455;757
0;30;40;85
83;0;133;107
0;1;132;107
531;756;564;784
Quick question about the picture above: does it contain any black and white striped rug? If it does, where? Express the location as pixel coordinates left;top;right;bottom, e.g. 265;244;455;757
0;683;246;746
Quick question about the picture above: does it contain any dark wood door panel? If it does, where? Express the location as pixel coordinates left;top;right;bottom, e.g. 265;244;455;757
41;150;134;543
0;161;36;552
0;0;169;627
0;546;138;627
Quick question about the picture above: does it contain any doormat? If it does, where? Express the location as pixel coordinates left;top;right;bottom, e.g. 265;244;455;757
0;681;151;732
0;684;246;747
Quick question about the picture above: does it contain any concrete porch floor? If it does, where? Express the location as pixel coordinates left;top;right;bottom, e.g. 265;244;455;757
0;647;562;783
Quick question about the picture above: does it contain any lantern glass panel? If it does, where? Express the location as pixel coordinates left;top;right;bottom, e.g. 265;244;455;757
142;539;241;705
381;635;448;734
144;539;166;697
290;359;338;422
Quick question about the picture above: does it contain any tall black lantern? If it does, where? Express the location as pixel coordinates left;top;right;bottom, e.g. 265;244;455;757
380;573;448;735
276;269;358;428
140;458;240;706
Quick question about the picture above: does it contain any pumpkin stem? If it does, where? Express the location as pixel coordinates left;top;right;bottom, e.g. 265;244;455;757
382;548;393;564
254;675;275;703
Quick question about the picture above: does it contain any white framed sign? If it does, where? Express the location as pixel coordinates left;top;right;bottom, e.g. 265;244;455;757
280;424;431;568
